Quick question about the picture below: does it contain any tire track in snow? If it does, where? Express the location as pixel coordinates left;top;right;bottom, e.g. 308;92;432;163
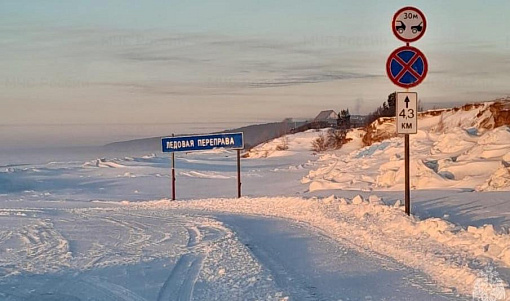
103;216;151;248
15;220;70;273
157;227;205;301
79;212;179;269
186;226;200;247
84;212;230;301
157;223;230;301
224;221;324;301
157;253;205;301
245;240;325;301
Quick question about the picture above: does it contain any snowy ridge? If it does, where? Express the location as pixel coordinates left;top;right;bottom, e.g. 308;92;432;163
300;101;510;192
303;126;510;191
83;158;127;168
179;171;233;179
245;129;326;159
363;100;510;146
128;196;510;297
246;127;365;159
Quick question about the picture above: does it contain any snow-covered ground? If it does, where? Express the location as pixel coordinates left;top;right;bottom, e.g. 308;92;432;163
0;101;509;300
303;104;510;193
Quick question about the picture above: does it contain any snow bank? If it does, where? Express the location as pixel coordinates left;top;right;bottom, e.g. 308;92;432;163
83;158;126;168
312;101;510;191
247;127;364;160
478;163;510;191
128;195;510;297
246;129;328;158
241;103;507;192
180;171;233;179
304;124;510;191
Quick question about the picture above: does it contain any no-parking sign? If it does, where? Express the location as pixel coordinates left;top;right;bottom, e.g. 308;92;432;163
386;46;428;89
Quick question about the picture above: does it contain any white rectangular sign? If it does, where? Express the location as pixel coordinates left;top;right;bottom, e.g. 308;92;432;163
396;92;418;134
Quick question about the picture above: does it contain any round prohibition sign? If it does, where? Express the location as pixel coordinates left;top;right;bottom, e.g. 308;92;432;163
386;46;428;89
392;6;427;43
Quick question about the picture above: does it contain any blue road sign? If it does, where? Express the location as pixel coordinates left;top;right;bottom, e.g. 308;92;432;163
162;132;244;153
386;46;428;88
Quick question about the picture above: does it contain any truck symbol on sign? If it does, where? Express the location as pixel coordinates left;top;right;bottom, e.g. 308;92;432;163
395;21;406;34
411;22;423;34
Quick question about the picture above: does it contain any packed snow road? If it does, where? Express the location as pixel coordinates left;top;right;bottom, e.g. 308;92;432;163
0;206;465;300
217;214;463;301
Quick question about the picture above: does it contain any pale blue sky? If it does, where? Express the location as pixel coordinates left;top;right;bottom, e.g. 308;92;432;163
1;0;509;147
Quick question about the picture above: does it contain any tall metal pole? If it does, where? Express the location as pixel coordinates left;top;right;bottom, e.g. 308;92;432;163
237;149;241;198
404;87;411;216
405;134;410;215
171;134;176;201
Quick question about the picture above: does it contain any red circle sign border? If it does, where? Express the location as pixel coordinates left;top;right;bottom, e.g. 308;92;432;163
386;45;428;89
392;6;427;43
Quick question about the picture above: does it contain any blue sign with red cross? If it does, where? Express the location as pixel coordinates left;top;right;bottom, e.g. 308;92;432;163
386;45;428;88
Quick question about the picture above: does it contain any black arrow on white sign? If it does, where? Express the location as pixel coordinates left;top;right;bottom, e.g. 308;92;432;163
404;96;410;108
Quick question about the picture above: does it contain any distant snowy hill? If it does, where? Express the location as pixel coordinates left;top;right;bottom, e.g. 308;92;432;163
103;121;305;152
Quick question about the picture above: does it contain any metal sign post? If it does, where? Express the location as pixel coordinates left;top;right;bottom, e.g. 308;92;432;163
171;134;176;201
396;92;418;134
388;6;427;216
237;149;241;198
404;134;410;215
396;92;418;216
162;132;244;200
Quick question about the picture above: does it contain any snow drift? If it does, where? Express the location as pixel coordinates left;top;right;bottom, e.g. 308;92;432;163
299;100;510;192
